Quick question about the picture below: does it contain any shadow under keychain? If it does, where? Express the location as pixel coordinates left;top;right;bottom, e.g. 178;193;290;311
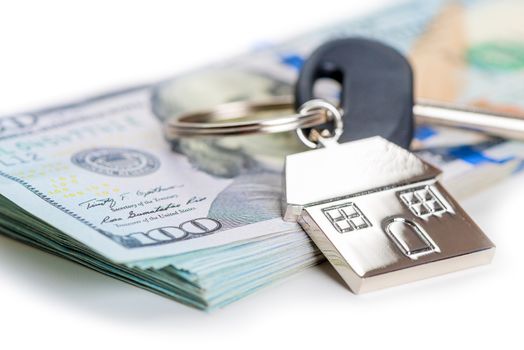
164;38;495;293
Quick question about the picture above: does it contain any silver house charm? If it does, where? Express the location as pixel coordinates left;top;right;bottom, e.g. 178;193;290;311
283;136;495;293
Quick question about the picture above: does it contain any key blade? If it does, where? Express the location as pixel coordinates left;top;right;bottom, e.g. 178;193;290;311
414;101;524;141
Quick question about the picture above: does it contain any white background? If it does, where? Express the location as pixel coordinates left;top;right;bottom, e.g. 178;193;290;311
0;0;522;349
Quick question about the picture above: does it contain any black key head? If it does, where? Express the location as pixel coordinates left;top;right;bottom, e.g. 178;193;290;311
295;38;414;149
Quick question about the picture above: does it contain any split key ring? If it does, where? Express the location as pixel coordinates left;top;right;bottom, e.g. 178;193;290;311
164;96;344;149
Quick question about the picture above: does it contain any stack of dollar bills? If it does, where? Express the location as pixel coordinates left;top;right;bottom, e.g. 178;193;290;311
1;0;523;310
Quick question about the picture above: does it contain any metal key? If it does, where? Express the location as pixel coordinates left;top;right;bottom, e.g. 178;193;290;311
282;101;495;293
296;38;524;145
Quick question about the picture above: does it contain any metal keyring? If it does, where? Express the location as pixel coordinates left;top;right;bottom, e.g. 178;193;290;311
296;99;343;148
164;96;343;148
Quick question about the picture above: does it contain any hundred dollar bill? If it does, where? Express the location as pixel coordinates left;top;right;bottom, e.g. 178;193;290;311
0;0;523;309
0;88;300;262
1;0;523;266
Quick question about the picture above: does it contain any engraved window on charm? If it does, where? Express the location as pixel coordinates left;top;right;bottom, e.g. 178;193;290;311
323;203;371;233
399;186;447;218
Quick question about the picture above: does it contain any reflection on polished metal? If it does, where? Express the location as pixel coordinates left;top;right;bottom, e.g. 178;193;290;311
283;136;495;293
164;96;332;139
165;95;524;142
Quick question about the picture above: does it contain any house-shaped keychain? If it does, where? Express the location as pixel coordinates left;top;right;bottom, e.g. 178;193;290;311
283;136;495;293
